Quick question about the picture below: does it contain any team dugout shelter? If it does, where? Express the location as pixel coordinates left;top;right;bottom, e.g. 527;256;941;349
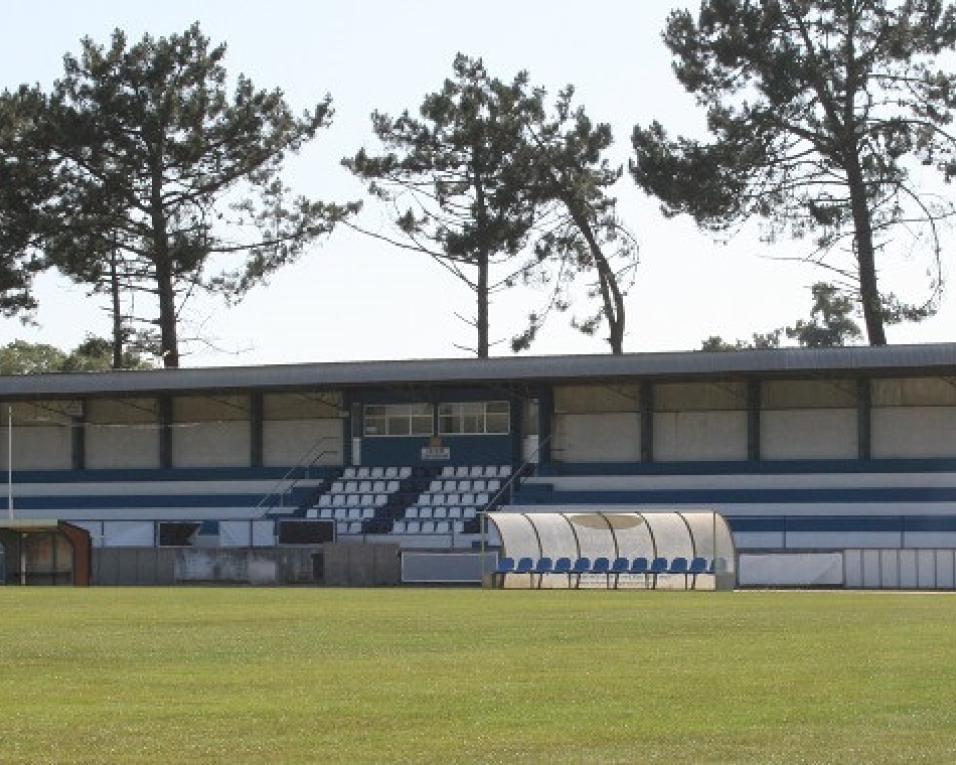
0;342;954;589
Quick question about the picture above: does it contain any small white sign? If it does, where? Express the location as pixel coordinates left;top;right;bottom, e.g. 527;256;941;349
421;446;451;461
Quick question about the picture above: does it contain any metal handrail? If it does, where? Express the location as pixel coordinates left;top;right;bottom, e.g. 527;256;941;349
254;436;341;517
479;434;553;581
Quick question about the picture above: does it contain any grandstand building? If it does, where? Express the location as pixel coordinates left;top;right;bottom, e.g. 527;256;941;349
1;342;955;587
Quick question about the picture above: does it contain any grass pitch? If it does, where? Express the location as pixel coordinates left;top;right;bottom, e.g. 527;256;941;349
0;589;954;763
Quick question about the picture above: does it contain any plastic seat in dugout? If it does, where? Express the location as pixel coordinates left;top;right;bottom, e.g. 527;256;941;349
494;556;515;587
610;557;629;588
591;557;611;587
532;557;553;588
571;558;592;588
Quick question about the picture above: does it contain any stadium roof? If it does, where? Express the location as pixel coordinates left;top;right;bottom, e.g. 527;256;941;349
0;342;954;398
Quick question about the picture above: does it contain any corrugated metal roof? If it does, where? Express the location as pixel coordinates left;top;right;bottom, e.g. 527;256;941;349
0;343;954;398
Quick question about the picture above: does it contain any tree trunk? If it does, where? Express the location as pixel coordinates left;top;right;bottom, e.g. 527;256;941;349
108;249;124;369
477;250;489;358
155;258;179;368
845;158;887;345
150;158;179;368
569;207;626;354
472;160;490;358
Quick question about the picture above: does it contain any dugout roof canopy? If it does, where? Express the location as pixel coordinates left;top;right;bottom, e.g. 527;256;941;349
487;509;736;585
0;342;954;399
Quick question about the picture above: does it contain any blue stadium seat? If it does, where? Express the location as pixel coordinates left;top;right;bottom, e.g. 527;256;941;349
610;557;629;589
515;557;534;575
688;557;708;589
553;557;572;579
532;557;553;588
493;556;515;588
571;557;591;588
592;556;611;587
649;557;668;589
669;557;689;588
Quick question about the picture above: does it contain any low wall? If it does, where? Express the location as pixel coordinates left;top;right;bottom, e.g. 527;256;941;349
321;543;401;586
92;547;320;586
738;553;843;588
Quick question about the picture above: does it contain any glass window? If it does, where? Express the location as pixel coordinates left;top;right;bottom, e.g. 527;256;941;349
438;401;510;435
363;403;434;437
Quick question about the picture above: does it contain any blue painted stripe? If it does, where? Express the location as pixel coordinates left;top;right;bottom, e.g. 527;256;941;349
2;494;272;510
539;459;956;476
726;515;956;533
516;487;956;504
3;466;340;484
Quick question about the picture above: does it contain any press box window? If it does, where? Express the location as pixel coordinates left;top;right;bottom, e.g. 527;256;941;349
364;403;433;437
438;401;510;435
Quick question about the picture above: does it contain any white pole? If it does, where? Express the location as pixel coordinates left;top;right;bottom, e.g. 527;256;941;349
7;405;12;520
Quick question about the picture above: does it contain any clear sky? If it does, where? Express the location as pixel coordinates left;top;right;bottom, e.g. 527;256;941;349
1;0;952;366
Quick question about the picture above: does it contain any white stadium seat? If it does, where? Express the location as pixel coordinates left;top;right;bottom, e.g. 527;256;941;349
405;507;418;520
399;467;412;479
370;467;384;479
356;467;370;479
342;467;357;479
441;466;455;478
433;507;447;520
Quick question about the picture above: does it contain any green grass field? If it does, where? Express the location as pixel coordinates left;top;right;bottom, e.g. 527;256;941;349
0;589;954;763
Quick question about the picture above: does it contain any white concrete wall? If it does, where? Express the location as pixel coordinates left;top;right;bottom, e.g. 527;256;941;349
738;553;844;587
87;425;159;469
761;408;857;459
263;418;343;466
653;411;747;461
871;406;956;458
171;395;250;468
0;426;73;469
85;398;160;469
553;412;641;462
172;422;250;468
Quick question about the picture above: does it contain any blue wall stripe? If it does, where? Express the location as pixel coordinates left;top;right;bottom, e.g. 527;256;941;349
516;487;956;504
539;459;956;476
727;515;956;534
3;466;339;484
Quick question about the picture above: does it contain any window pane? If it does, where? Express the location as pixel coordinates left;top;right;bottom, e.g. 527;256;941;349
411;415;434;435
365;416;386;436
388;417;411;436
486;413;510;433
438;415;457;434
409;403;432;416
462;414;482;433
438;403;454;416
487;401;510;414
365;405;386;417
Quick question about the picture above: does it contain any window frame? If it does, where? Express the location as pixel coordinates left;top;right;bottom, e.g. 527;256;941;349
438;400;511;436
363;403;434;437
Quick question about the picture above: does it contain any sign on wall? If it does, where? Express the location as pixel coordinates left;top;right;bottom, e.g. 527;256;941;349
422;436;451;461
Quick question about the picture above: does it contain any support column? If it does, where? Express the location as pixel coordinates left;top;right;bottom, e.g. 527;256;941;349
159;395;173;469
538;386;553;466
341;391;353;467
640;381;654;463
858;378;871;460
510;393;522;466
71;400;86;471
250;392;263;468
747;380;761;462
